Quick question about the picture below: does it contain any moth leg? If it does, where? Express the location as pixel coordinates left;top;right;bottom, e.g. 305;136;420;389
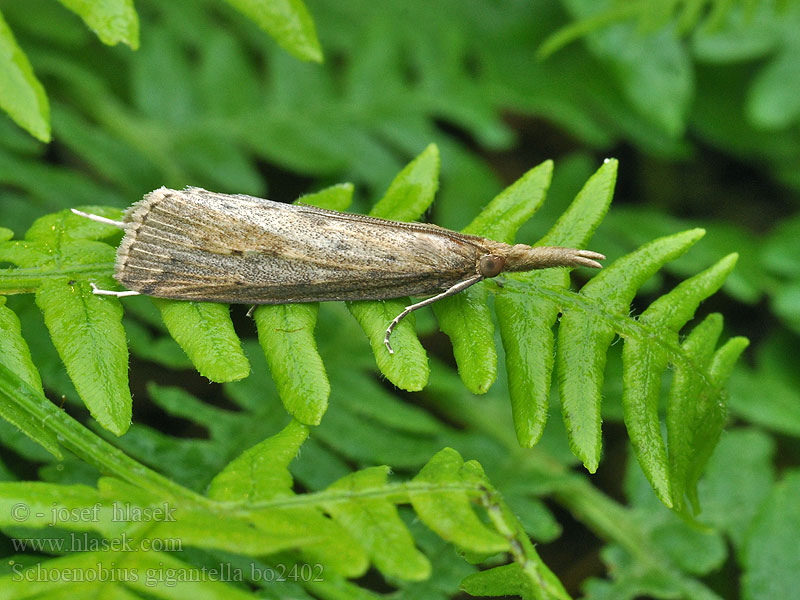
89;282;141;298
384;275;483;354
246;305;257;318
70;208;126;229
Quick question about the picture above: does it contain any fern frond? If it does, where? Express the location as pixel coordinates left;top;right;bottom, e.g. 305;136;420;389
0;207;131;434
0;0;322;141
58;0;140;49
0;374;551;596
495;159;614;447
0;9;51;142
503;208;745;510
0;153;746;511
536;0;792;138
537;0;771;59
222;0;323;63
557;229;705;472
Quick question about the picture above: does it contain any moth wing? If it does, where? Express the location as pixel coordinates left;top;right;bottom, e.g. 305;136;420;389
116;188;484;303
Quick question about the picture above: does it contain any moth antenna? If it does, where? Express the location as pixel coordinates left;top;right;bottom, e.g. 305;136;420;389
384;275;482;354
70;208;126;229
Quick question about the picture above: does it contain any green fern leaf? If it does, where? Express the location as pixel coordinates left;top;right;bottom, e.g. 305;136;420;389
254;303;328;424
223;0;323;63
0;10;50;142
496;158;615;448
152;299;250;383
57;0;140;49
347;143;439;391
369;143;440;220
297;182;355;212
682;334;749;511
461;563;539;599
207;419;308;501
666;312;724;513
622;253;739;506
253;183;353;424
0;204;131;434
558;228;706;473
35;279;131;436
409;447;508;553
348;299;429;389
323;466;432;581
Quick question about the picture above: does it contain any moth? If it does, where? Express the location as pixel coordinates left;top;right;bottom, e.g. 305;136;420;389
73;187;604;353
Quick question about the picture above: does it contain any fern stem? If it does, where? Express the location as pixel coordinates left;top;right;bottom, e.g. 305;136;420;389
536;3;643;59
225;481;486;514
0;361;211;507
0;262;114;293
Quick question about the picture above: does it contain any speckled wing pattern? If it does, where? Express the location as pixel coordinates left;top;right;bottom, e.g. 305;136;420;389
115;187;490;303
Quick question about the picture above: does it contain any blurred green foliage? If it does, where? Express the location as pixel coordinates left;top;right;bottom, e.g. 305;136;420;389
1;0;799;598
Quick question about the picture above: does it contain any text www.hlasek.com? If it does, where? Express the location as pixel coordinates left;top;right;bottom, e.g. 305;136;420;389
12;532;182;553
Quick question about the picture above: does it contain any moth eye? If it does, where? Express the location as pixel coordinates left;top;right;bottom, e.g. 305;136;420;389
479;254;505;277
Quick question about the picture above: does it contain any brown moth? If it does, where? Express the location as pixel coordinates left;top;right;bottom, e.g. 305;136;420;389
73;187;604;353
